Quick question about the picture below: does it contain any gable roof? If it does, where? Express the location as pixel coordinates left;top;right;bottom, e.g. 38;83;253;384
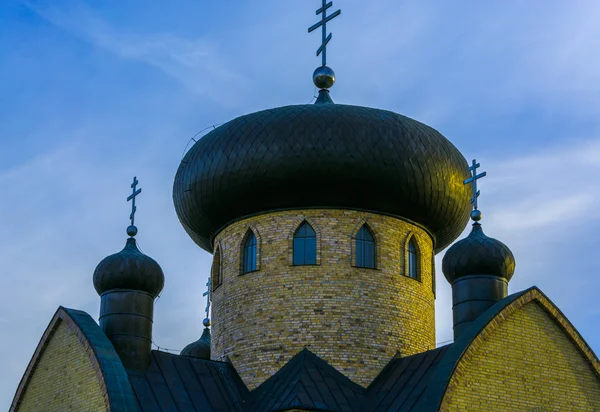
417;286;600;411
11;306;139;412
128;350;248;412
246;348;367;412
18;287;600;412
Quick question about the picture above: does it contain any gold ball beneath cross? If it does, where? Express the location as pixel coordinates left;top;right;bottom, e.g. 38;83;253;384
313;65;336;89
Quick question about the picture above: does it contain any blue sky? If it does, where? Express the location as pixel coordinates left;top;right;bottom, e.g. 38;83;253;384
2;0;600;407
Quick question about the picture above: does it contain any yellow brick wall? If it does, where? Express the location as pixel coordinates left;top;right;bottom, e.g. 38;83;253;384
211;209;435;389
17;320;107;412
443;301;600;411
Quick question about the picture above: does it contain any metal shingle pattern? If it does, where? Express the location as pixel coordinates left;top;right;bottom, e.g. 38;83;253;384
174;104;471;253
441;223;516;282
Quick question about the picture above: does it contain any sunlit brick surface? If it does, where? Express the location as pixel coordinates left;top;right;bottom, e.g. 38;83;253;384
211;209;436;389
17;321;106;412
443;301;600;411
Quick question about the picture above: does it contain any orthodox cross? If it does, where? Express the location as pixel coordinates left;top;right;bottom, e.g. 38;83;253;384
463;159;486;210
308;0;341;67
127;176;142;226
202;277;211;320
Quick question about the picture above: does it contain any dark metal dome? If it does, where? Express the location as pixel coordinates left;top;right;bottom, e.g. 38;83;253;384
173;103;472;252
93;238;165;297
442;223;516;283
181;327;211;359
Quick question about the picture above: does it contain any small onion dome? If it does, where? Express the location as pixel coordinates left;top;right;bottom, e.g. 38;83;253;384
181;327;211;360
442;223;516;283
173;104;471;253
93;237;165;297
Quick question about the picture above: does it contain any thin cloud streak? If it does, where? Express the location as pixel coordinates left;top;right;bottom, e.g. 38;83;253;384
26;1;249;106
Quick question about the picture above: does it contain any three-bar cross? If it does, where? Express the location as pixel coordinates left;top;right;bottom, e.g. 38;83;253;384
463;159;486;211
308;0;341;67
127;176;142;227
203;277;211;320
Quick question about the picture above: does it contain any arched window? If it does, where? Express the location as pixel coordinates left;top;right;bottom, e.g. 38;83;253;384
408;238;419;279
293;222;317;265
355;225;375;269
212;247;222;290
431;255;436;296
242;231;257;273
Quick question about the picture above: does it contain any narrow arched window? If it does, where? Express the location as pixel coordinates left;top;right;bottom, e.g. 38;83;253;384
293;222;317;265
212;247;222;290
242;231;257;273
431;255;436;296
355;225;375;268
408;238;419;279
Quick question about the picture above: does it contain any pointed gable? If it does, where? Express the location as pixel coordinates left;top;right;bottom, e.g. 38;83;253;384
419;287;600;411
11;307;138;412
246;349;367;412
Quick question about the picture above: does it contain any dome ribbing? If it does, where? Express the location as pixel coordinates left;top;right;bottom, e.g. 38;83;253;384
173;103;471;253
442;223;516;283
93;238;165;297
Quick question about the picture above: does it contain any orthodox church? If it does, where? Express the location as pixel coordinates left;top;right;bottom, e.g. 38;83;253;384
10;3;600;411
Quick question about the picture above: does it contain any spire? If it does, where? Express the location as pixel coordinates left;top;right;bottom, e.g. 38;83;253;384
93;177;165;370
181;278;212;359
442;162;515;339
202;276;211;328
308;0;341;97
127;176;142;237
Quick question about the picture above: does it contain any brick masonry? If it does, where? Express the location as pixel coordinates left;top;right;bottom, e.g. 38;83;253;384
16;320;106;411
443;301;600;411
210;209;436;389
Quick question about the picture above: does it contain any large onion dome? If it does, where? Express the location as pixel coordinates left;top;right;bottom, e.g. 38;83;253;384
174;102;472;253
93;237;165;297
442;223;516;283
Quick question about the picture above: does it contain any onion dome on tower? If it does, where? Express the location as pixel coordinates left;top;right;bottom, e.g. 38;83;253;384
173;13;472;253
93;177;165;370
93;238;165;298
442;161;516;339
442;222;515;284
181;279;212;360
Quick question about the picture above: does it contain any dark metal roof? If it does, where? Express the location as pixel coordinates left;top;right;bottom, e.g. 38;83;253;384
247;348;367;412
441;222;516;283
173;103;471;253
93;237;165;297
368;346;449;412
128;351;248;412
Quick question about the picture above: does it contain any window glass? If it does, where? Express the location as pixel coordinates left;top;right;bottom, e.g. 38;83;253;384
408;238;419;279
356;225;375;269
243;231;257;273
293;222;317;265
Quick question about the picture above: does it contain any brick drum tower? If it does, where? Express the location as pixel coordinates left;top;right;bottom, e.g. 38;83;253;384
173;27;472;387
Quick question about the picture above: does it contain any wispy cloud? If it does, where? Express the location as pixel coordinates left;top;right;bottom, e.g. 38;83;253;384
26;1;249;106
